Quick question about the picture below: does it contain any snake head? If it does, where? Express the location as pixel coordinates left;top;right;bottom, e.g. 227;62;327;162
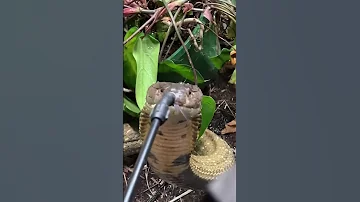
146;82;203;109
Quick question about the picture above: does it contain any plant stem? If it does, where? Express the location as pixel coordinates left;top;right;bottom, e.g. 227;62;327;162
161;18;203;27
202;23;234;49
162;17;205;47
158;7;183;61
123;10;157;45
210;5;236;23
208;3;236;15
164;13;186;59
133;7;205;14
191;8;205;12
187;28;201;50
164;35;177;59
162;0;198;85
217;0;237;7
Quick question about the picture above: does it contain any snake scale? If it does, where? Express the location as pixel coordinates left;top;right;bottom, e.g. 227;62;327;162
138;82;235;190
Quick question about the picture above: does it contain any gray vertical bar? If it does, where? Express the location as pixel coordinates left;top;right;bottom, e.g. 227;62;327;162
0;0;123;202
238;0;360;201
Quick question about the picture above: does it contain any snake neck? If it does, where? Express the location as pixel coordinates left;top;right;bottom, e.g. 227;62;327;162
140;103;200;177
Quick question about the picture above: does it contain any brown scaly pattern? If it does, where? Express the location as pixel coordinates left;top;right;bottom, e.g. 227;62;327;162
139;82;235;190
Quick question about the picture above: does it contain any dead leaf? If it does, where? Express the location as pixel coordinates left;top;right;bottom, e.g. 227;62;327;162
161;16;171;23
203;6;213;22
182;3;193;13
123;7;141;17
230;50;236;65
222;61;235;71
227;120;236;126
124;0;139;7
221;120;236;134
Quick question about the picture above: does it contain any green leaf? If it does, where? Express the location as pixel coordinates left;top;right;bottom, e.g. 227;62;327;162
209;48;231;70
155;21;169;42
175;11;186;22
229;69;236;84
125;18;141;30
124;27;144;89
133;35;160;110
165;15;220;81
226;20;236;40
198;96;216;139
156;32;167;43
123;96;141;117
159;60;205;83
201;19;221;58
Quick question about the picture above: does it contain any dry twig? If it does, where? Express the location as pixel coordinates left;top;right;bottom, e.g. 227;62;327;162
123;87;133;93
159;7;183;61
187;28;201;51
168;189;193;202
123;172;128;187
164;35;177;59
144;165;155;195
124;166;145;180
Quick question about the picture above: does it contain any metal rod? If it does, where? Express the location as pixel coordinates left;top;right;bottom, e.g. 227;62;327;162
124;92;175;202
123;118;161;202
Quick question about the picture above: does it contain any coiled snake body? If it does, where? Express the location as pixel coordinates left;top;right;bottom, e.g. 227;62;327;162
139;82;235;190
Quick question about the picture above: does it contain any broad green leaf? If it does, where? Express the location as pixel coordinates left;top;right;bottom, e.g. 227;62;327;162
229;69;236;84
159;60;205;83
209;48;231;70
133;35;160;110
123;96;141;117
165;15;220;81
201;18;221;58
198;96;216;139
124;27;144;89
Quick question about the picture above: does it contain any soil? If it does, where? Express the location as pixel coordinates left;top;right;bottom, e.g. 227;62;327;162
123;69;236;202
206;67;237;149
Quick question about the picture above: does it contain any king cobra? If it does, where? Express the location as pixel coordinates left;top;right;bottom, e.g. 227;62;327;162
137;82;235;190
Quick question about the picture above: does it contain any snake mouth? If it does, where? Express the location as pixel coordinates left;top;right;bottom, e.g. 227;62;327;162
146;82;203;108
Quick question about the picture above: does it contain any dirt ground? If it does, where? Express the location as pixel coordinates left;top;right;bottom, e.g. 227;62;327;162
123;70;236;202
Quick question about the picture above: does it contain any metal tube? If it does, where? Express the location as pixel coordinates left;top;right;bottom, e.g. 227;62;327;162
123;118;161;202
123;92;175;202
